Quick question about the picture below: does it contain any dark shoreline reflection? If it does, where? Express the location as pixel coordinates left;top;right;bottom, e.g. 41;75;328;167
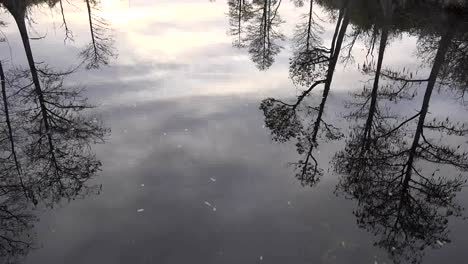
0;0;112;262
257;0;468;263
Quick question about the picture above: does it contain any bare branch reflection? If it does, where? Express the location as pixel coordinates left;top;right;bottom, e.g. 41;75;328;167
0;1;111;262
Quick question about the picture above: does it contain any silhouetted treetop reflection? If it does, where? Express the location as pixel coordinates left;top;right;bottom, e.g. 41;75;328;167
0;61;108;263
333;10;468;263
227;0;285;70
228;0;253;47
260;0;351;186
0;1;111;263
257;0;468;263
289;0;328;87
81;0;116;69
0;0;116;70
0;62;108;263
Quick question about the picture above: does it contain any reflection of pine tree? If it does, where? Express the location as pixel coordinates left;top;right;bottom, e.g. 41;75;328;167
0;1;109;262
81;0;116;69
290;0;329;87
228;0;253;47
5;66;108;204
244;0;284;70
418;24;468;103
260;0;351;186
0;0;110;202
334;13;468;264
0;64;108;263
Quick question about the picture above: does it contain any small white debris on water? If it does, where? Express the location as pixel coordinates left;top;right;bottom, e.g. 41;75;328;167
436;240;444;246
262;124;265;128
141;184;145;187
317;150;321;154
287;201;291;205
123;129;128;134
391;247;396;251
389;192;393;196
204;201;217;211
210;178;216;182
341;241;345;247
374;261;378;264
137;209;144;213
177;144;182;148
184;129;189;132
163;132;167;136
92;118;98;123
259;256;263;261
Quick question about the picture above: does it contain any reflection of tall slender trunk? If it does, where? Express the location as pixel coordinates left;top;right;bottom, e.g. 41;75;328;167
238;0;243;44
261;0;269;66
330;5;345;58
363;0;391;151
267;0;271;48
15;16;51;133
13;14;58;172
86;0;98;61
0;62;21;175
305;0;313;51
402;19;457;189
14;16;42;99
0;61;34;203
311;2;350;142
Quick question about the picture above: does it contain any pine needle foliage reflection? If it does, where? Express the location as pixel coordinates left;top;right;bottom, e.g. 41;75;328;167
334;7;468;264
0;2;111;262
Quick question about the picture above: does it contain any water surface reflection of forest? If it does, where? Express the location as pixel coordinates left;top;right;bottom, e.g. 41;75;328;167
228;0;468;263
0;0;468;263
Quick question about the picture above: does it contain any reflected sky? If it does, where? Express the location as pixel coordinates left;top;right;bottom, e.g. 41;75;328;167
0;0;419;103
1;0;468;263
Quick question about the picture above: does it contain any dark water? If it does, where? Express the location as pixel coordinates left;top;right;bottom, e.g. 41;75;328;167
0;0;468;263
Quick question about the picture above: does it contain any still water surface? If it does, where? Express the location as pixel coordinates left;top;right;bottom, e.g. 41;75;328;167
0;0;468;263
